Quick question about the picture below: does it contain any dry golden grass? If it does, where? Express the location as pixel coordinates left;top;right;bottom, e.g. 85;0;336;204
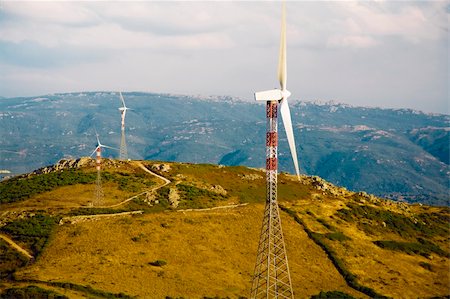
3;160;449;298
17;204;363;298
289;197;450;299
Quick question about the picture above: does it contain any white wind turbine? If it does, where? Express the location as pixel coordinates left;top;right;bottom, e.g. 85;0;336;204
254;2;300;178
118;92;130;160
89;132;117;206
251;3;298;297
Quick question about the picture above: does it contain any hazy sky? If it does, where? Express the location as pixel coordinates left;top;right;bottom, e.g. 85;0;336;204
0;1;448;113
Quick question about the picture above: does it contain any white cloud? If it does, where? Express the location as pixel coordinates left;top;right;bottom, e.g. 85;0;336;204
327;34;378;48
0;1;447;113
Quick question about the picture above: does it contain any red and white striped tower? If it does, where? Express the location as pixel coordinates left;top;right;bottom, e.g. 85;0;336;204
250;100;294;298
251;3;297;297
94;146;104;205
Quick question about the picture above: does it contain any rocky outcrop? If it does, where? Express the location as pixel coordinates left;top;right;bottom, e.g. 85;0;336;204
152;164;171;172
210;185;227;196
168;188;180;208
20;157;94;178
18;157;129;179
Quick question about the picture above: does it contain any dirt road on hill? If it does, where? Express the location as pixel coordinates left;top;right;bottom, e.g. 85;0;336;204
134;161;171;185
0;233;33;259
101;161;171;209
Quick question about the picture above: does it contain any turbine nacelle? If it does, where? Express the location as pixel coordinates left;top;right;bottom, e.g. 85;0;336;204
89;132;118;157
253;2;300;179
254;89;291;102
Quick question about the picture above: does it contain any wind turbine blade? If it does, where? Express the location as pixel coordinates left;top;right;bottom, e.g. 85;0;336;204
278;2;287;91
280;99;300;178
90;147;98;157
119;92;126;108
94;129;101;146
102;145;119;151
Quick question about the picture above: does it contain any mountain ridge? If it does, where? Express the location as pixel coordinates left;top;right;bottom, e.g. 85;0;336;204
0;91;448;205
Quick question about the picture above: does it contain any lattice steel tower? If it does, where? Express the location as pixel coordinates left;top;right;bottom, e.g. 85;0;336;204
251;3;299;298
250;101;294;298
119;124;128;160
94;146;104;206
118;92;129;160
90;133;116;207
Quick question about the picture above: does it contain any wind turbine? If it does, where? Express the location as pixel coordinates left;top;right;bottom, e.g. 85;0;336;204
89;132;117;206
251;3;297;298
118;92;130;160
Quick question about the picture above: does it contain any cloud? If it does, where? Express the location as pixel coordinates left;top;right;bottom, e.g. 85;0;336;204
0;1;447;113
327;34;378;48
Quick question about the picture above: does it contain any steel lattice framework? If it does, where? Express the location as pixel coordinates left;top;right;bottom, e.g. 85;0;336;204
250;101;294;298
119;110;128;160
93;147;104;206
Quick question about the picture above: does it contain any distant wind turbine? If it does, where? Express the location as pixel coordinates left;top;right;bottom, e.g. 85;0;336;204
251;3;297;298
89;132;117;206
118;92;130;160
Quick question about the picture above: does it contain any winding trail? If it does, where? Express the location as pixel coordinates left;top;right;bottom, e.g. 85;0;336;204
177;203;249;213
61;162;172;223
0;233;33;259
98;161;171;209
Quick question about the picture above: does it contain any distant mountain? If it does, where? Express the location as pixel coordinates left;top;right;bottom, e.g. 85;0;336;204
408;127;449;165
0;92;448;205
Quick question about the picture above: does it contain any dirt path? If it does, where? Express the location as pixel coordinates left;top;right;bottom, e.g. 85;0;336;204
134;161;171;185
60;210;144;224
177;203;249;213
0;233;33;259
97;161;171;209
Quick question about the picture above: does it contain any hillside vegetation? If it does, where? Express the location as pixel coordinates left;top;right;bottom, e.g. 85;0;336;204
0;159;448;298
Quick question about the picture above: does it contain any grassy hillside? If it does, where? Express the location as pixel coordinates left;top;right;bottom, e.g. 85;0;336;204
0;159;448;298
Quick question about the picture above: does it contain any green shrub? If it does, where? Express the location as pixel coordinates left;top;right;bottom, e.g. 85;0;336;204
0;214;58;257
373;239;448;258
0;285;68;299
176;184;227;201
149;259;167;267
103;171;155;193
0;239;29;279
0;170;96;204
15;280;134;299
419;261;433;272
323;232;351;242
336;203;449;238
317;218;336;231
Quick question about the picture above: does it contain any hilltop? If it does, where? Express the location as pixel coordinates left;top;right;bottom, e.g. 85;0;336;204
0;92;449;205
0;159;448;298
